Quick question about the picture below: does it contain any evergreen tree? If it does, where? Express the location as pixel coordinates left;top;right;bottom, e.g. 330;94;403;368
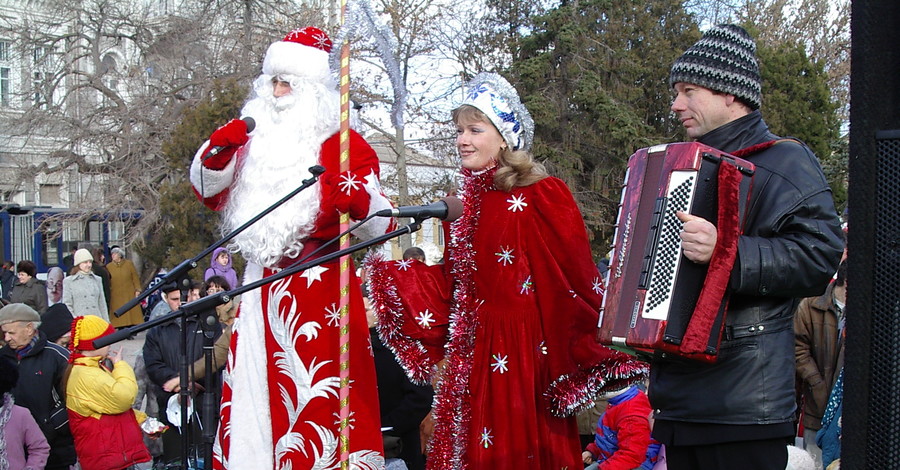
140;79;248;282
511;0;698;250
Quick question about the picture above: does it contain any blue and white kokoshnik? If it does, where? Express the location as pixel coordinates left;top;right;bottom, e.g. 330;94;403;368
461;72;534;152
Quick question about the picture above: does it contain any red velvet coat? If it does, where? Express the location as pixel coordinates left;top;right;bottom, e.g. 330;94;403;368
369;169;647;470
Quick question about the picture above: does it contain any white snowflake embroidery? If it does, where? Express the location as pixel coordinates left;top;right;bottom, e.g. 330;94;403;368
395;259;414;271
490;354;509;374
520;275;533;295
416;309;435;329
480;427;494;448
311;31;331;50
538;341;548;355
337;172;362;195
299;265;329;287
495;246;515;266
332;410;356;430
592;277;604;295
569;289;577;298
325;303;341;327
506;193;528;212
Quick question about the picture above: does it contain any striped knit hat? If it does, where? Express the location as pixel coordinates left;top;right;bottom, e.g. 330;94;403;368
669;24;761;110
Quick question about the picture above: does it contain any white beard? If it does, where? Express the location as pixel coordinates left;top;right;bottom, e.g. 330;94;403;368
222;75;341;267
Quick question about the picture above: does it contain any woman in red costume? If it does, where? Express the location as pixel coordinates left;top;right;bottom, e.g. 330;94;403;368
367;73;648;470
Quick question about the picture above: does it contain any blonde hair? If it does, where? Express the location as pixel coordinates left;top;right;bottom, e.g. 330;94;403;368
452;105;547;192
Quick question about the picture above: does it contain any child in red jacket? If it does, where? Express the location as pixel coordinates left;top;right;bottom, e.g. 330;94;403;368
583;385;661;470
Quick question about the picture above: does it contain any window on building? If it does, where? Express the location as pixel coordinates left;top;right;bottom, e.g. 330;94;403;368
0;40;10;108
0;67;9;108
33;71;45;108
39;184;62;206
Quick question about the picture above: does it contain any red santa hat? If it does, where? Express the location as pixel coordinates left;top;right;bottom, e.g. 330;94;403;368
262;26;333;83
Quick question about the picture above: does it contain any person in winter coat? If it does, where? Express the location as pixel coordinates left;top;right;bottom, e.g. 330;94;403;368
204;247;240;289
0;355;51;470
10;260;49;314
0;303;76;470
64;315;152;470
650;25;843;470
62;249;109;321
583;385;660;470
91;248;112;309
795;259;846;467
107;247;143;328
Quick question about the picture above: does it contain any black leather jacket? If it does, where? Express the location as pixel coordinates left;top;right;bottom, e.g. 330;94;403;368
649;111;843;426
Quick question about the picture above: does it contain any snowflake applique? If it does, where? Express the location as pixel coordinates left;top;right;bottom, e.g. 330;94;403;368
569;289;577;298
490;353;509;374
311;31;332;50
337;172;362;195
592;277;604;296
395;259;414;271
325;303;341;327
495;246;515;266
416;309;435;329
506;194;528;212
537;340;548;355
480;427;494;448
300;265;329;287
332;410;356;430
519;275;533;295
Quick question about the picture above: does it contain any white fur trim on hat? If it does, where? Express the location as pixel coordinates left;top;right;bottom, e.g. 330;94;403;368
262;41;331;84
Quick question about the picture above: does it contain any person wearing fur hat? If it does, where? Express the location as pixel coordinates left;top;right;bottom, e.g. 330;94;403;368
10;260;48;314
0;303;77;469
366;72;648;469
0;355;51;470
62;248;109;322
189;26;394;468
648;24;843;470
64;315;151;470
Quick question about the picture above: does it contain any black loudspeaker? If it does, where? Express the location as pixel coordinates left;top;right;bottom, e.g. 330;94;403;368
844;2;900;469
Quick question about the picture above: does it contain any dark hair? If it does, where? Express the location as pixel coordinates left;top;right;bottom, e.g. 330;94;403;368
402;247;426;261
835;259;847;287
1;260;13;270
205;275;231;292
160;282;181;295
0;356;19;395
16;260;37;278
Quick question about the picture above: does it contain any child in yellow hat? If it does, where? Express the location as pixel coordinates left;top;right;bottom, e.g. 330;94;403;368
64;315;157;470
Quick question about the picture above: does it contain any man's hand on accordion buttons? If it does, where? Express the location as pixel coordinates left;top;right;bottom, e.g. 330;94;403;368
202;119;251;170
324;171;371;220
677;211;717;264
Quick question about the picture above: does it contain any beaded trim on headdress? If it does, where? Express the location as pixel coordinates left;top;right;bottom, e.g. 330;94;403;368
460;72;534;151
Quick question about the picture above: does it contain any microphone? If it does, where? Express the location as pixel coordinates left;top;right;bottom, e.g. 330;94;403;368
202;117;256;161
375;196;464;222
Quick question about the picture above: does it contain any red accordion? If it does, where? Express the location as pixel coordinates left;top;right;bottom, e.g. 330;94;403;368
598;142;754;363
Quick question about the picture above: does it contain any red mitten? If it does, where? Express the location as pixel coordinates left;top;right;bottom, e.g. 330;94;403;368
202;119;250;170
323;171;371;219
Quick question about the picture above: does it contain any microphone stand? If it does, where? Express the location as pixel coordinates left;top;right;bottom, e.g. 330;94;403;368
111;165;326;319
94;218;426;470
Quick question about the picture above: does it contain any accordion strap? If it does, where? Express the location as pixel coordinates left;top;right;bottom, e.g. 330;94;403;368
679;160;743;355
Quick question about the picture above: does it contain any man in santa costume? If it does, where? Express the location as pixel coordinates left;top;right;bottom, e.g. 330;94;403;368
190;26;390;469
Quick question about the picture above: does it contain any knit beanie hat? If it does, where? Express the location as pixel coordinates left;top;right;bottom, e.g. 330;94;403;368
70;315;115;352
39;304;74;343
669;24;761;110
73;248;93;266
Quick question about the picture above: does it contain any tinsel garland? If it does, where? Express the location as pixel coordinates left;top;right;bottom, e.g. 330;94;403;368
544;358;650;418
426;167;495;470
329;0;409;129
364;252;437;385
